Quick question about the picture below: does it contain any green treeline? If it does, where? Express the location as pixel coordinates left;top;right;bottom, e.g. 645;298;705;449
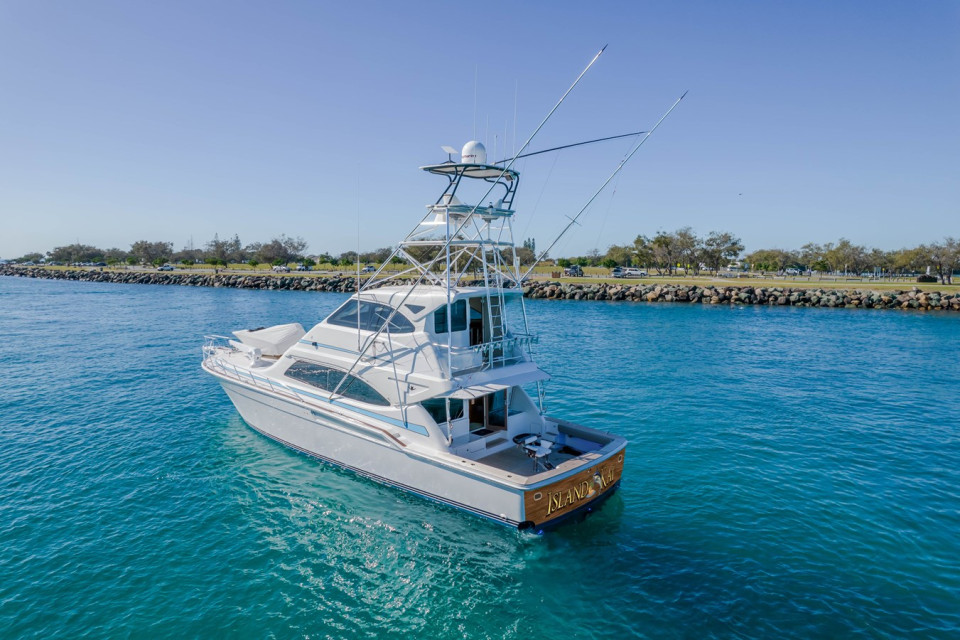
555;229;959;284
7;228;959;284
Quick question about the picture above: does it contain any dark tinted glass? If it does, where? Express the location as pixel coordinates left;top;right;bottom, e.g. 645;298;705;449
421;397;464;424
433;300;467;333
326;300;414;333
285;360;391;406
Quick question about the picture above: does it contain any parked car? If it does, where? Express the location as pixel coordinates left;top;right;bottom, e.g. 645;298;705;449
785;268;800;275
361;265;376;273
272;265;290;273
564;265;583;277
622;267;647;278
296;264;311;271
157;264;174;271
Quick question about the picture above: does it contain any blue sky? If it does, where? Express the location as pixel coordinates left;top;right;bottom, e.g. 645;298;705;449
1;1;957;259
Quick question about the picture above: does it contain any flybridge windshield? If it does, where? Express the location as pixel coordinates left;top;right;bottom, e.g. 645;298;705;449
325;300;415;334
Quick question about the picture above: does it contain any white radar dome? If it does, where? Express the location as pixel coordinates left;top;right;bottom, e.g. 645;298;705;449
461;141;487;165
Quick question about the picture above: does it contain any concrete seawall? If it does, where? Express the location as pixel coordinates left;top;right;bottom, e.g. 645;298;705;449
2;267;958;311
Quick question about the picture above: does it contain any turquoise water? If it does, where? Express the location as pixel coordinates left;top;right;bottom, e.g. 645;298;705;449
1;276;958;638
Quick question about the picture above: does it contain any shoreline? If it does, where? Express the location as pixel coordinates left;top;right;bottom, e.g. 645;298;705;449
2;266;958;311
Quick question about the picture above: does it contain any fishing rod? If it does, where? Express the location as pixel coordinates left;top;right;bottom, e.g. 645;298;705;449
520;90;688;282
493;130;647;165
329;46;609;399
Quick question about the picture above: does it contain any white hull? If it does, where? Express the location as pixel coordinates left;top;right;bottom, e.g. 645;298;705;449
216;374;625;528
221;379;530;525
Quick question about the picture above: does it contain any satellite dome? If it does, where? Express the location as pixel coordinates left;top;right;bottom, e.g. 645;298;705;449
461;141;487;165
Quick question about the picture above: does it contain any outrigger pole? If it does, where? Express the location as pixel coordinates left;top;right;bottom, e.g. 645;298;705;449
521;90;688;282
328;46;608;400
492;130;647;165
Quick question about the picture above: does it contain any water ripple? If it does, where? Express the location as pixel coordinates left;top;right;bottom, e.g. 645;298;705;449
1;277;959;638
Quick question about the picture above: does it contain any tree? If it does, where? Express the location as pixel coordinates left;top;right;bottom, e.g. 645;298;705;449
798;243;824;272
866;248;893;276
701;231;744;273
130;240;172;265
48;243;106;264
603;244;634;267
824;238;866;275
248;259;260;270
924;238;959;284
281;235;308;261
632;235;654;269
650;231;679;275
947;237;960;284
359;247;393;264
513;246;536;265
226;234;246;263
744;248;796;273
205;234;230;264
673;227;699;274
104;247;129;264
253;235;309;265
887;247;918;275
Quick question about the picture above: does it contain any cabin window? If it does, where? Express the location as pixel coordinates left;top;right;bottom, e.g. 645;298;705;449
433;299;467;333
326;300;414;333
285;360;391;406
420;397;464;425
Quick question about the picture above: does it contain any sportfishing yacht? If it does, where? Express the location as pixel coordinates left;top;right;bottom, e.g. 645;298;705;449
202;140;627;529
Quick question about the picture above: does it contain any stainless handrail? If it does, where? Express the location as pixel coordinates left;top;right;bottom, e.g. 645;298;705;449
202;336;308;404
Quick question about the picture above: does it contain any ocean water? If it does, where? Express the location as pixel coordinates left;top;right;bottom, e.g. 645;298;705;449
1;275;958;639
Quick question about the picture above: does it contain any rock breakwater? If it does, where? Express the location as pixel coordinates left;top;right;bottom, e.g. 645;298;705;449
0;266;363;292
3;267;959;311
521;281;960;310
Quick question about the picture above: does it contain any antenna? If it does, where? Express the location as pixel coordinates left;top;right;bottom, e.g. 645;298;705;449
441;145;458;162
513;80;518;159
522;90;689;281
504;118;508;166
